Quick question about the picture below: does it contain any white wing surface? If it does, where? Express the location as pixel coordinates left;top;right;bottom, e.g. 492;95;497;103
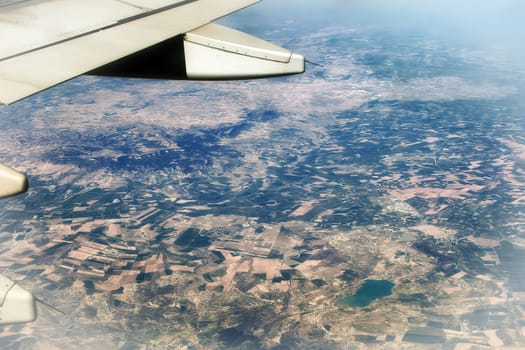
0;0;260;105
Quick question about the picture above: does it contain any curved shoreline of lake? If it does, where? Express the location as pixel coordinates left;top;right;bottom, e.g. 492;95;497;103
340;279;395;307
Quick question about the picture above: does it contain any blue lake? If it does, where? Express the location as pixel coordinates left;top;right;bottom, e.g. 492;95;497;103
340;279;395;307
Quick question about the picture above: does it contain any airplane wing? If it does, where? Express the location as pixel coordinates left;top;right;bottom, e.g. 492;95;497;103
0;0;304;106
0;0;305;199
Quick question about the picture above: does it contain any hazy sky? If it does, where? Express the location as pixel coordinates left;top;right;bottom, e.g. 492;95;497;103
224;0;525;68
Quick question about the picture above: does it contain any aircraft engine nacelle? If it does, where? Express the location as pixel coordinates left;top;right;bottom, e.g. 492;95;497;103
0;164;28;199
89;23;304;80
183;23;304;79
0;274;36;325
